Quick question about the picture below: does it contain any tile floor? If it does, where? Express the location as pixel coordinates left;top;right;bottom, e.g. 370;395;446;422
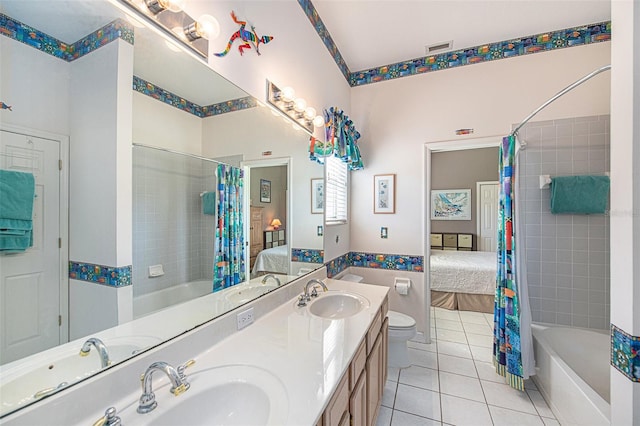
376;307;559;426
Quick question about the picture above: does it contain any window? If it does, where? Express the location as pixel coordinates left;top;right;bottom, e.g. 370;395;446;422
325;156;348;224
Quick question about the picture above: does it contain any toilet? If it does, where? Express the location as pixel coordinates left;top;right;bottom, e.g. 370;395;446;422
339;273;418;368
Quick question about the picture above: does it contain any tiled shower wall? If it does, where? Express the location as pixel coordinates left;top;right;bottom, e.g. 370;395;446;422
520;115;610;330
133;147;216;297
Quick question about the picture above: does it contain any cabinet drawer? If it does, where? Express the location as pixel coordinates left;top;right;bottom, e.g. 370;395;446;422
350;339;367;391
443;233;457;247
366;311;382;355
430;233;443;247
458;233;473;248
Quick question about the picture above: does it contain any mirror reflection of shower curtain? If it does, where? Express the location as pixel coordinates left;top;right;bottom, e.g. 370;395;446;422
213;164;245;292
493;134;535;391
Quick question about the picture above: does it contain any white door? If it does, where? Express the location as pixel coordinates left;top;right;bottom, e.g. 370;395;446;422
477;181;499;252
0;130;62;364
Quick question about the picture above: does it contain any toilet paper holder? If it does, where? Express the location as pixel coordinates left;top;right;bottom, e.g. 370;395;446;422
394;277;411;294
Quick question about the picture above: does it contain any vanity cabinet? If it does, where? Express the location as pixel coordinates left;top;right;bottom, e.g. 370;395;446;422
249;206;264;268
321;295;389;426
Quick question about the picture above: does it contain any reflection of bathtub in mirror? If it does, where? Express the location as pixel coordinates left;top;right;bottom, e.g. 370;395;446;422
0;273;293;416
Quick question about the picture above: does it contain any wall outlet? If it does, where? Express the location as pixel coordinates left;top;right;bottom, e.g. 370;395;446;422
236;308;254;330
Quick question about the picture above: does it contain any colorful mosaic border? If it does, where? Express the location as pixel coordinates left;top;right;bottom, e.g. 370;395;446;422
296;0;350;80
611;324;640;382
349;252;424;272
349;22;611;87
326;253;350;278
0;14;133;62
134;76;257;118
292;248;324;264
69;261;132;287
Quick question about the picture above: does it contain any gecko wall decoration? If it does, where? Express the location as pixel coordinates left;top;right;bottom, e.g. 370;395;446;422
214;11;274;57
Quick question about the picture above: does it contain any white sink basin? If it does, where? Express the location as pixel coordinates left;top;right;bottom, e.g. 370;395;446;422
226;284;277;305
0;335;161;415
308;292;370;319
122;365;288;425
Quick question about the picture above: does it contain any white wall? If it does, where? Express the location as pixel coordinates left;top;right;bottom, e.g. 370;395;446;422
132;92;203;154
0;38;70;135
348;42;610;335
609;0;640;423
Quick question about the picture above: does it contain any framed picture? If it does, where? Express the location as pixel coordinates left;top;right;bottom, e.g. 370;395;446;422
260;179;271;203
431;189;472;220
311;178;324;214
374;174;396;214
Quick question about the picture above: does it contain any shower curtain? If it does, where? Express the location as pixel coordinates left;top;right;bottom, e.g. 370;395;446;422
493;134;535;390
213;164;245;293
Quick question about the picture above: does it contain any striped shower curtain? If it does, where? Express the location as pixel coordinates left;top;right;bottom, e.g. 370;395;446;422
213;164;245;293
493;134;534;390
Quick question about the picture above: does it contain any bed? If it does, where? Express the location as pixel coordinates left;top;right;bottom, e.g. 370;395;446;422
251;244;289;275
430;250;497;313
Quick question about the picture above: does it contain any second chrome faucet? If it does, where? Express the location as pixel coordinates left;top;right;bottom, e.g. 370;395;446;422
137;360;195;414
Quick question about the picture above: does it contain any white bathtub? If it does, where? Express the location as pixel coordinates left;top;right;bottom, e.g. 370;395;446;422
531;323;610;425
134;280;212;318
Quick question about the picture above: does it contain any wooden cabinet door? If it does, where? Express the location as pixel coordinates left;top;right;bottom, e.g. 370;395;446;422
366;333;382;426
350;370;367;426
381;318;389;385
323;373;350;426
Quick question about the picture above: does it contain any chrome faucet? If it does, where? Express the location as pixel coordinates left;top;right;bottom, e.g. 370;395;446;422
261;274;281;286
79;337;111;368
137;360;194;414
298;279;328;306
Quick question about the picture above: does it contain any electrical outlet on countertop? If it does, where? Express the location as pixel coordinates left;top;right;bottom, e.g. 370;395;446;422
237;308;254;330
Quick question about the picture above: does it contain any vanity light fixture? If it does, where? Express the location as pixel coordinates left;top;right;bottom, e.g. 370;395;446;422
118;0;217;59
267;80;322;135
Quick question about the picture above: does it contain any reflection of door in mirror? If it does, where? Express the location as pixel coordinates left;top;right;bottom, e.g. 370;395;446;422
1;129;68;364
247;163;289;279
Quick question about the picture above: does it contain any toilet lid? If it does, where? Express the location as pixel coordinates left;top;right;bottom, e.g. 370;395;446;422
387;310;416;329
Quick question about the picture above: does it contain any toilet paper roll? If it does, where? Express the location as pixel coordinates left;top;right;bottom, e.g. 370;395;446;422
394;278;411;295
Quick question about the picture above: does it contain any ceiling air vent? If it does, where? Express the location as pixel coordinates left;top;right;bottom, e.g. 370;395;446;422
425;41;453;55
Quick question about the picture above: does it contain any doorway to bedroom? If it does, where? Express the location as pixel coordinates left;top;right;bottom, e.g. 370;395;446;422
424;137;500;316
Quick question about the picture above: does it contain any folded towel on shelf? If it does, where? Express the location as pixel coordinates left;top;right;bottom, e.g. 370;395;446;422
0;169;35;252
202;191;216;215
550;175;610;214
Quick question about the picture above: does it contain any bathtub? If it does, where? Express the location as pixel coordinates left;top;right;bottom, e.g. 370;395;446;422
134;280;212;318
531;323;610;425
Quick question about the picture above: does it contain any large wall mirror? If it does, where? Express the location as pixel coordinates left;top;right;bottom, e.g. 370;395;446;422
0;0;324;418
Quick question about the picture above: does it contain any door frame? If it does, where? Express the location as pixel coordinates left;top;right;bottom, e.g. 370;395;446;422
423;136;501;343
476;181;500;252
241;156;292;278
0;123;70;344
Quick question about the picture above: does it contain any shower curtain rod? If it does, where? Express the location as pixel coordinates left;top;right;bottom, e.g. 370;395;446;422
511;64;611;137
132;142;224;164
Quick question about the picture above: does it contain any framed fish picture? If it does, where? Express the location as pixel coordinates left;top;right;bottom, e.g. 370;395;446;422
431;189;471;220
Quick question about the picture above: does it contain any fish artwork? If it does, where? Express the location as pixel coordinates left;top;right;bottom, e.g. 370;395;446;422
0;102;12;111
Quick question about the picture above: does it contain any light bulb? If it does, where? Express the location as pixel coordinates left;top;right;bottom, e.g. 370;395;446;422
304;107;316;121
313;115;325;128
293;98;307;113
144;0;183;14
195;14;220;40
164;0;184;12
281;87;295;102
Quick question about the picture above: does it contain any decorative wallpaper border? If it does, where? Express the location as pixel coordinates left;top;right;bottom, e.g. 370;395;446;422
292;248;324;264
296;0;350;81
349;22;611;87
293;3;612;88
611;324;640;382
69;261;132;287
133;76;257;118
0;14;133;62
326;251;425;277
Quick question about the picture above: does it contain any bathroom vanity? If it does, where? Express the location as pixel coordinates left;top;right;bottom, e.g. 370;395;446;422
1;274;389;425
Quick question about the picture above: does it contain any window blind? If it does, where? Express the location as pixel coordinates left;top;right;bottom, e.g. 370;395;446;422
325;156;348;224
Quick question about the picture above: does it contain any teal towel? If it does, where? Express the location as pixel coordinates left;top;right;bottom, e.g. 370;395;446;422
0;170;35;221
550;175;610;214
202;192;216;215
0;231;32;252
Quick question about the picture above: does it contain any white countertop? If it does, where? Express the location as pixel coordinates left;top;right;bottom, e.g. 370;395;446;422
102;279;389;425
